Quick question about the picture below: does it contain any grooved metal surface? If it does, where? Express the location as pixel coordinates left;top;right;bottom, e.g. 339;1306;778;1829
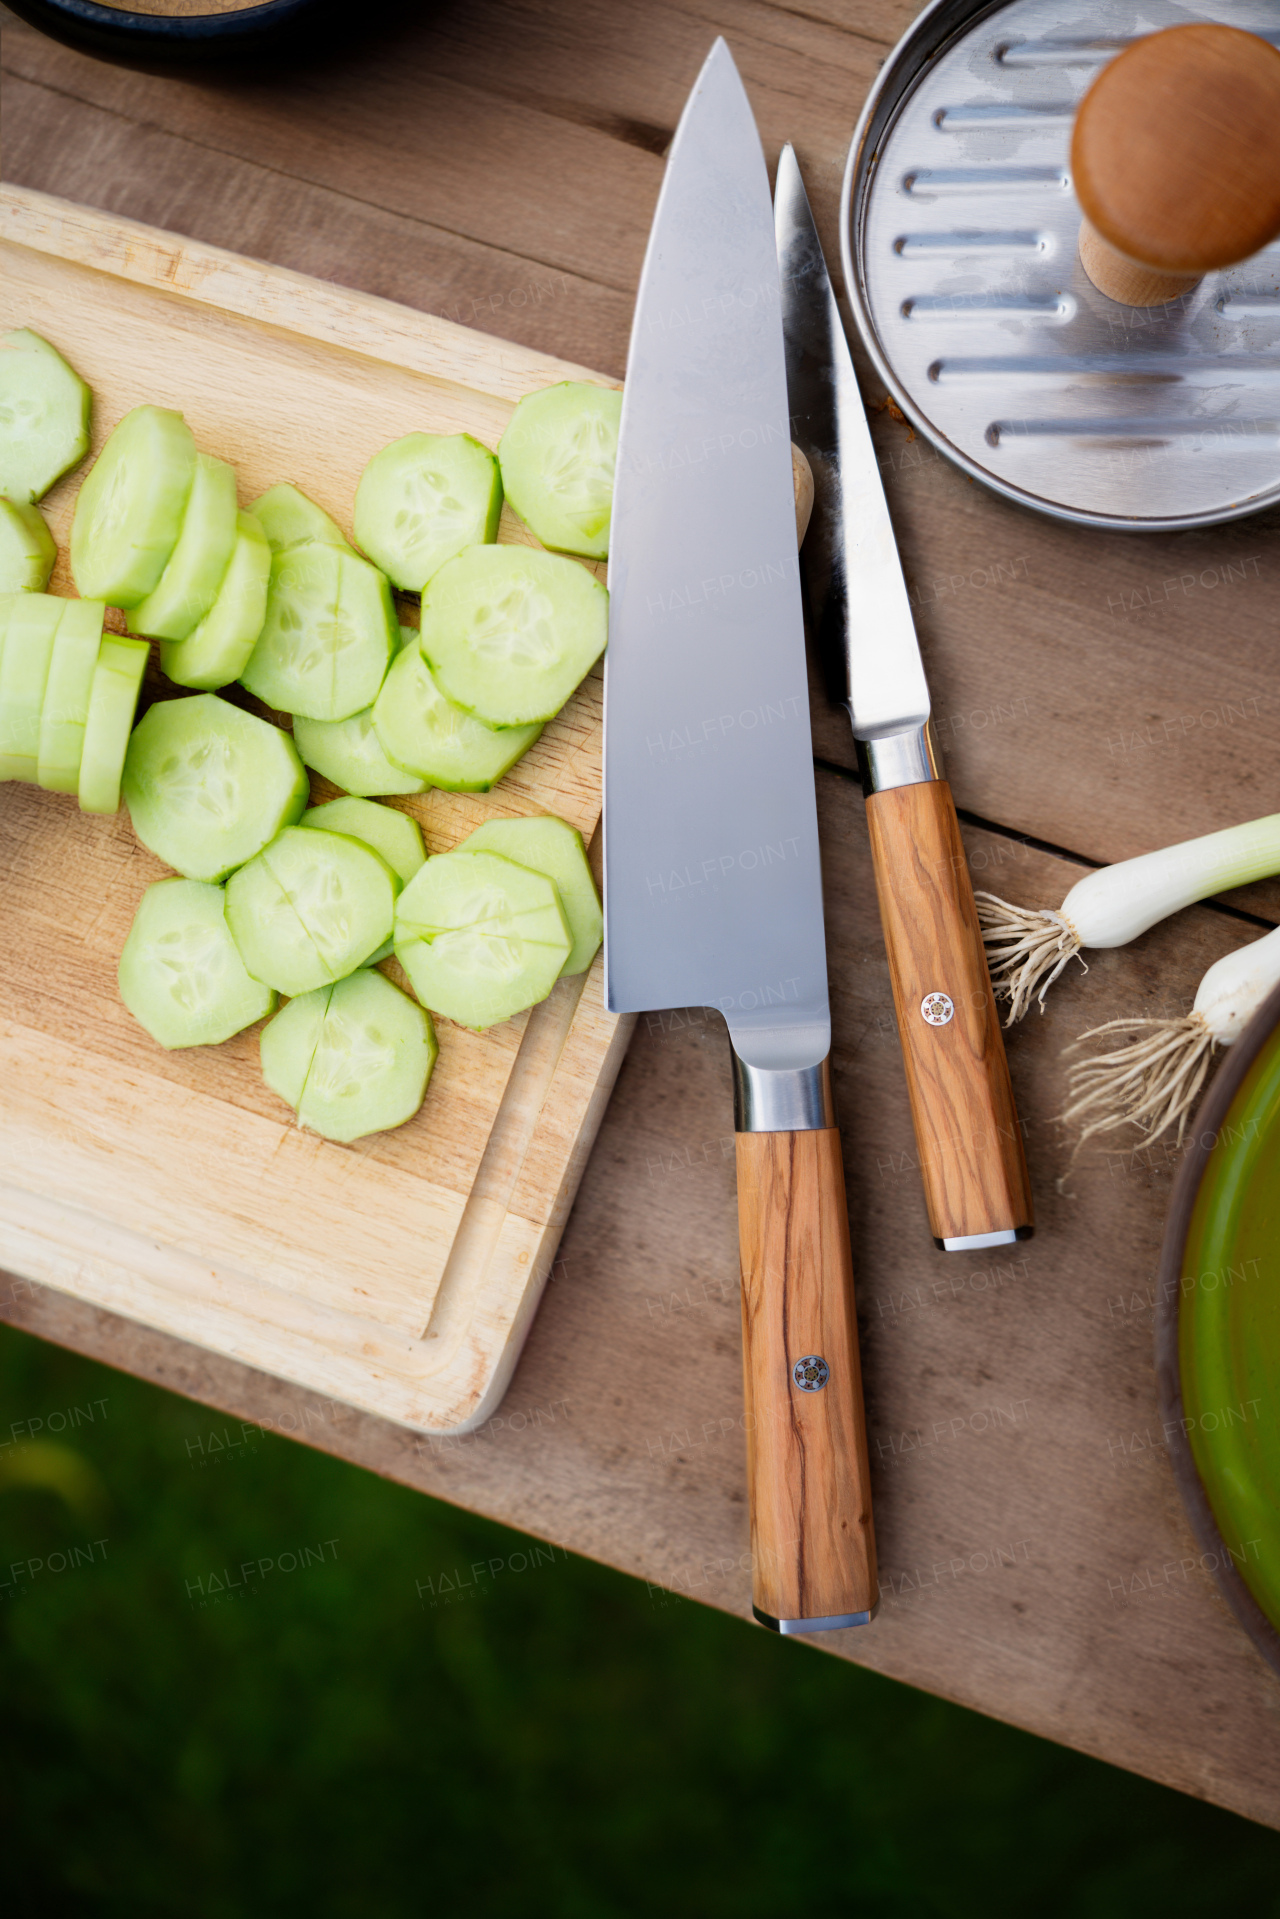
842;0;1280;529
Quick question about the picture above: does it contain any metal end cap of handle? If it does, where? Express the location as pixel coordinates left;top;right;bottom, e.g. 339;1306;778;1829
936;1226;1034;1253
754;1602;880;1634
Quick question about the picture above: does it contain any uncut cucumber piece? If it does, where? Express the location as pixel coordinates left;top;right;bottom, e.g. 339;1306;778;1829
372;638;541;790
226;826;397;996
456;815;601;976
0;591;62;779
420;545;607;728
354;432;501;592
160;512;271;690
241;542;396;721
71;405;196;607
122;693;308;880
129;454;238;641
301;797;424;887
395;849;570;1029
498;382;621;560
119;877;276;1049
79;636;148;814
261;969;436;1143
250;484;354;556
0;330;91;505
38;596;105;793
0;498;56;593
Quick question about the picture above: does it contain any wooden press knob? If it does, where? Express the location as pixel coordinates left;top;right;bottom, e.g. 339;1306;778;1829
1072;23;1280;306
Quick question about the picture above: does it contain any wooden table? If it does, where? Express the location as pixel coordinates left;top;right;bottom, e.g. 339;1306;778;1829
4;0;1280;1827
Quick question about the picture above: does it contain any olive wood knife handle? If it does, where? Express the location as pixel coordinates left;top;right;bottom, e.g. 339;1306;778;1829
735;1125;877;1629
864;777;1033;1246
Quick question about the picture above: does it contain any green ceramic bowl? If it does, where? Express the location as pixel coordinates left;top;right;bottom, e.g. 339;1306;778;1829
1156;979;1280;1674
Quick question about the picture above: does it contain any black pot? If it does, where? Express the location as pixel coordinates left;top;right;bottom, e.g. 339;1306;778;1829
2;0;353;72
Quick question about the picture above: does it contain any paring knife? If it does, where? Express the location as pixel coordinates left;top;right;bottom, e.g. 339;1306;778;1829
604;40;877;1634
775;148;1034;1253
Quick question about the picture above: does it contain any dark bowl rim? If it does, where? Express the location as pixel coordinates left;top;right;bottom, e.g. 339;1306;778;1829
3;0;331;49
1154;974;1280;1677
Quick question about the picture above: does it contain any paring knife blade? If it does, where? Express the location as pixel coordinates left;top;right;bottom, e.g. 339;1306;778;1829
776;146;1033;1253
605;40;877;1632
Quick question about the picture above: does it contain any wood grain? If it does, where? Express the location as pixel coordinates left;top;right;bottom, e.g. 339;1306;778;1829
736;1128;877;1625
0;188;628;1432
6;0;1280;1823
864;781;1032;1244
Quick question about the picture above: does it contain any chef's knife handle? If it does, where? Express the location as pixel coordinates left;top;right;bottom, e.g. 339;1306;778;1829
735;1126;878;1629
864;777;1033;1247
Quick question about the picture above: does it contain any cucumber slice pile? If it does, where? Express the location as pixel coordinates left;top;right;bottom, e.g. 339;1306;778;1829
261;968;436;1143
3;361;626;1145
129;453;238;641
0;329;92;505
225;825;397;996
0;498;56;594
394;849;570;1029
39;597;105;793
372;638;542;789
498;382;621;560
71;406;197;608
241;541;396;721
122;693;309;880
79;636;149;814
119;877;276;1049
0;591;140;806
419;544;607;727
160;511;271;691
456;814;601;976
250;483;354;556
0;591;62;781
354;432;501;592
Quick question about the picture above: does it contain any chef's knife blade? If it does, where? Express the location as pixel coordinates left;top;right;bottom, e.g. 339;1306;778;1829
605;42;876;1631
776;146;1033;1252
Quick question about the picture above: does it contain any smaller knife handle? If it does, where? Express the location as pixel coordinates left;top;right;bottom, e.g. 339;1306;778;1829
864;777;1033;1246
735;1125;878;1629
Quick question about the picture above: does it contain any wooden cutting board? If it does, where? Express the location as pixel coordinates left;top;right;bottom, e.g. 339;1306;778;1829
0;185;633;1434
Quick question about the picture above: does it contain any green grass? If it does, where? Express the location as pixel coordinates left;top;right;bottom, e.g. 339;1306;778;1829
1;1319;1278;1916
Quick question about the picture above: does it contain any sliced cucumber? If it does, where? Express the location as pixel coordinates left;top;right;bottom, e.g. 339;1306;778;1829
301;796;425;886
419;545;606;727
71;405;196;608
372;638;541;789
38;596;105;793
226;826;397;996
456;814;601;975
0;498;56;593
292;706;425;798
394;848;570;1029
240;542;396;721
0;591;62;779
354;433;501;592
249;483;354;556
119;877;276;1049
261;969;436;1143
497;382;621;560
160;512;271;691
129;454;238;641
122;693;309;880
79;636;148;814
0;329;92;505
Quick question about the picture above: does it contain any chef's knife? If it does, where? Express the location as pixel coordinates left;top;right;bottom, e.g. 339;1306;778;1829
604;40;877;1633
776;148;1034;1252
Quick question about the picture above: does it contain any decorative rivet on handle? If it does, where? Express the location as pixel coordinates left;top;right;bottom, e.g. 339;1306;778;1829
792;1355;829;1392
920;992;954;1026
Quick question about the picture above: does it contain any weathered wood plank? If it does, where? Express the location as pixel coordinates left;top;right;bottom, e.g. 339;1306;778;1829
6;785;1278;1823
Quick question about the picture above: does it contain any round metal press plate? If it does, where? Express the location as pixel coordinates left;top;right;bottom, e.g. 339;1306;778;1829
841;0;1280;529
